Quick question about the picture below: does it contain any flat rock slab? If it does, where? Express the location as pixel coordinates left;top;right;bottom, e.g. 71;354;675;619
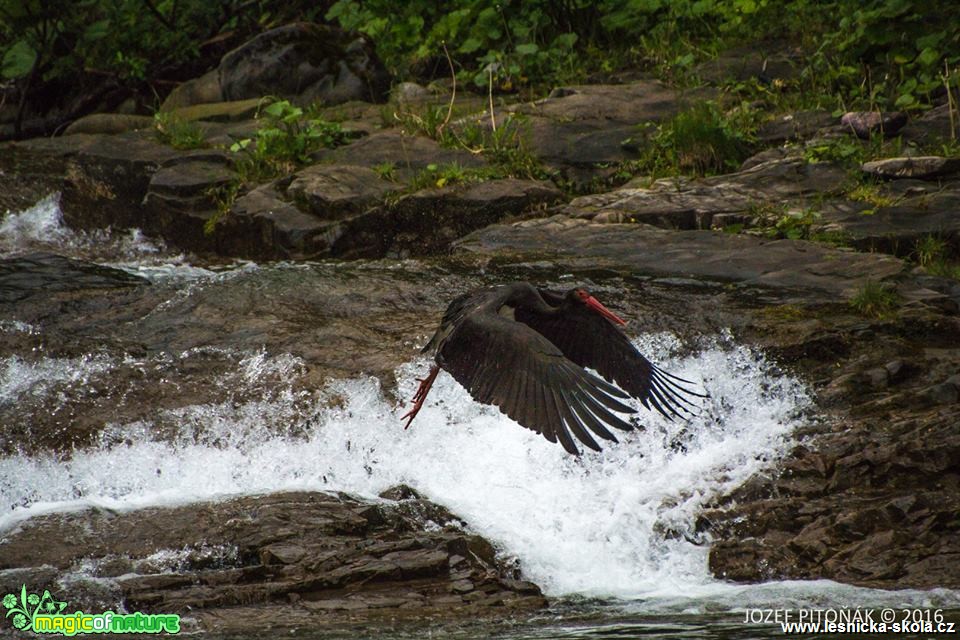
0;252;146;303
454;215;907;300
0;490;545;633
562;156;848;229
820;185;960;254
287;164;400;220
508;80;693;123
862;156;960;180
336;178;564;259
313;130;486;180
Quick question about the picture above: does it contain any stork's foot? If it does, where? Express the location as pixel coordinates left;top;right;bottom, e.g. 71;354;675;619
401;365;439;429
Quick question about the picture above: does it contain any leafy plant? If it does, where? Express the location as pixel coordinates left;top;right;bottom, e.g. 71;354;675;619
228;99;353;183
373;162;398;181
769;208;820;240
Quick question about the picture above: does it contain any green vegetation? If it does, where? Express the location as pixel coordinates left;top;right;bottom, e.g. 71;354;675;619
203;98;355;233
914;235;960;279
229;99;354;183
407;162;498;191
321;0;959;112
850;281;901;317
153;111;206;150
768;208;820;241
4;1;956;136
846;181;897;212
618;101;756;180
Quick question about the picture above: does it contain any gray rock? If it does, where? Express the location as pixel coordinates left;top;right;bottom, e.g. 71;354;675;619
286;164;399;220
335;178;563;259
160;70;224;111
817;183;960;254
561;154;847;230
216;181;342;259
862;156;960;180
313;130;486;181
0;252;146;303
757;111;835;145
218;23;390;105
840;111;908;139
0;491;545;632
392;82;432;105
454;215;906;300
63;114;154;136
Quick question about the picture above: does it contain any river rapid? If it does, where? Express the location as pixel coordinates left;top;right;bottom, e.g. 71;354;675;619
2;195;958;638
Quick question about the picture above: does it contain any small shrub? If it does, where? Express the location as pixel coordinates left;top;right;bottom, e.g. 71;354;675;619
850;281;900;317
770;209;820;240
228;99;354;183
915;235;960;279
154;112;206;150
623;101;755;179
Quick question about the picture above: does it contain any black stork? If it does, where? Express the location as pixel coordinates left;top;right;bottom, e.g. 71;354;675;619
401;282;706;455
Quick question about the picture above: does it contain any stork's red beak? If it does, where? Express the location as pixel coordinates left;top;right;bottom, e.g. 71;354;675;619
584;295;626;325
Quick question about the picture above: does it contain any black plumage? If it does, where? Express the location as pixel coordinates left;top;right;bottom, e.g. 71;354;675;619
402;282;705;455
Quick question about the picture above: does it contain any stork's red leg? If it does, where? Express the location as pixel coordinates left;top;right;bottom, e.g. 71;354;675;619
401;365;439;429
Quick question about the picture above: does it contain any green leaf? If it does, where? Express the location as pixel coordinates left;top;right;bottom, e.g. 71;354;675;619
82;19;111;42
515;43;538;56
1;40;37;79
553;33;578;49
916;47;940;68
459;38;482;54
263;101;288;118
894;92;916;108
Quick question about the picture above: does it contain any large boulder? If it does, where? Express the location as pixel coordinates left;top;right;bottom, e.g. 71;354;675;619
218;23;391;106
0;490;545;633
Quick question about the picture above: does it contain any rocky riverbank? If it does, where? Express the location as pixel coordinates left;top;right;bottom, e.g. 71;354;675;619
2;20;960;635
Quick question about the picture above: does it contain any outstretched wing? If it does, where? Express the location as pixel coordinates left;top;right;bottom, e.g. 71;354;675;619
517;289;705;420
437;312;638;455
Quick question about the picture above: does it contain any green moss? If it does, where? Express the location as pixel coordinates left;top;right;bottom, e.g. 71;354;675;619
153;112;206;150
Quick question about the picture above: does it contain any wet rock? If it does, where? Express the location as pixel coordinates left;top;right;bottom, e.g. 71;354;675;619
756;111;835;145
696;46;800;85
455;215;906;300
313;130;485;181
840;111;908;139
286;164;399;219
560;154;847;230
59;132;182;232
0;491;544;632
215;180;341;259
0;252;146;302
218;23;390;105
336;178;563;259
63;113;154;136
861;156;960;180
160;70;224;111
923;376;960;404
817;183;960;256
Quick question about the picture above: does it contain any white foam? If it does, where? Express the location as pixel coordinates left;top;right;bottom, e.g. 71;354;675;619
0;353;114;407
1;337;956;610
0;193;216;282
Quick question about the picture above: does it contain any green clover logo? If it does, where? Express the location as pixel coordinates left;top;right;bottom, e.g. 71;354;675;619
3;585;67;632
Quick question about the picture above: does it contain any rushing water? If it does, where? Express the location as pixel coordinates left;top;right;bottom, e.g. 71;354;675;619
3;197;959;638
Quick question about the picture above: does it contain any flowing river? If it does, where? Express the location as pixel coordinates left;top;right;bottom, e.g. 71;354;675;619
2;196;958;638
